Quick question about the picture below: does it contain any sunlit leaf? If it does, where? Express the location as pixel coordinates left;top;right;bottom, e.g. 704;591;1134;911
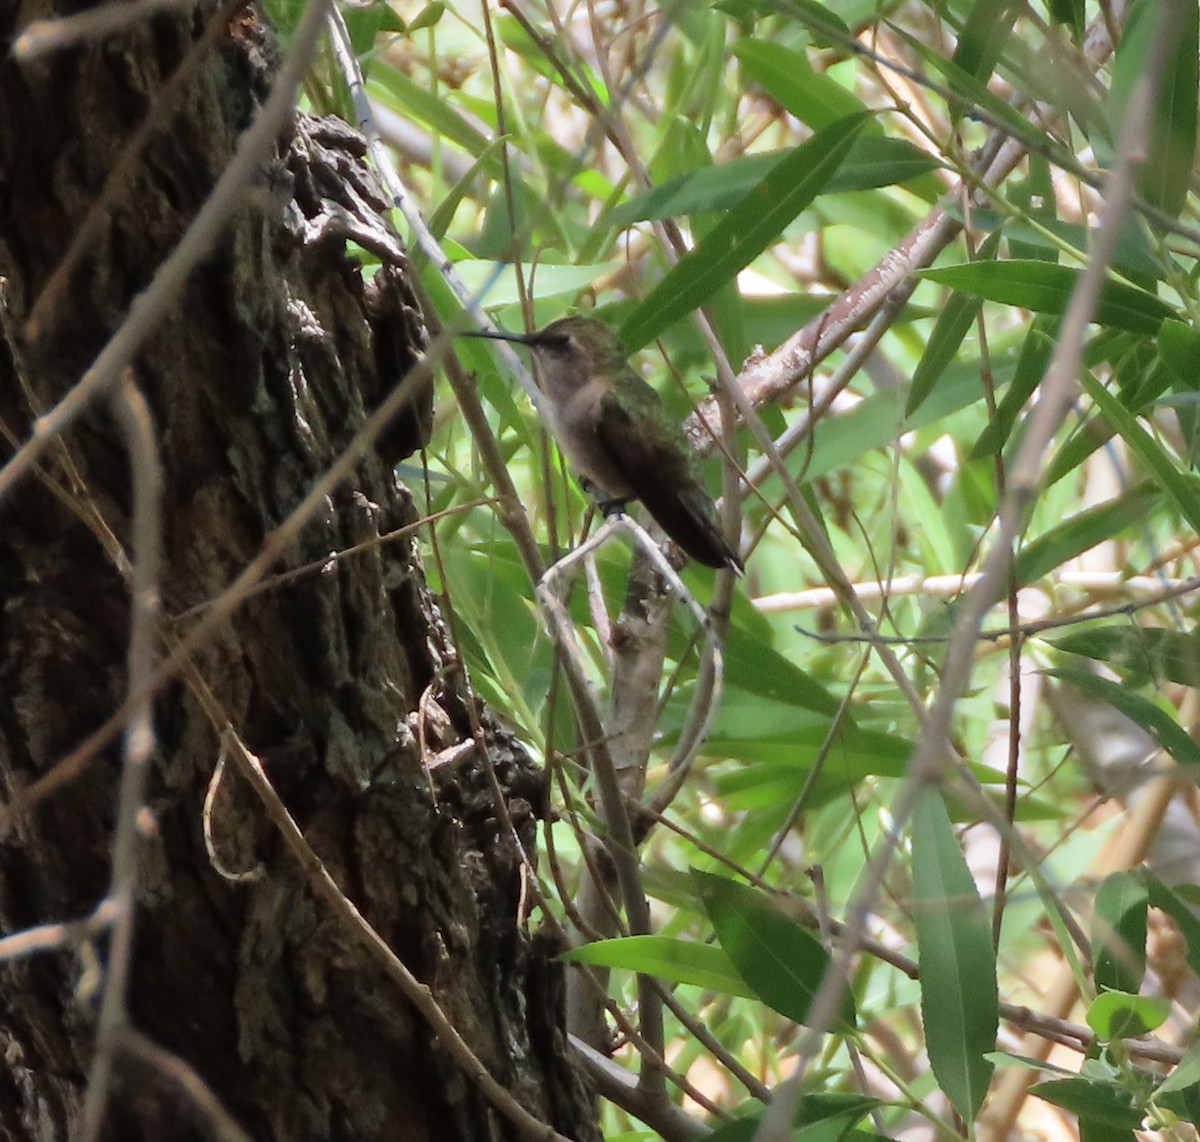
1087;990;1168;1040
561;936;755;998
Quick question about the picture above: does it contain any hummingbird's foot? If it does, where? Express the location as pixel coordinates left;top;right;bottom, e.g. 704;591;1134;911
578;476;627;518
597;498;628;519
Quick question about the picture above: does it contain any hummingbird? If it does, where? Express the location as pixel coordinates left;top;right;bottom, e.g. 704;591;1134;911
462;316;742;573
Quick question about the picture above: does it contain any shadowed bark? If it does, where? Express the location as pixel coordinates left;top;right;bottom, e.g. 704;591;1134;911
0;3;596;1138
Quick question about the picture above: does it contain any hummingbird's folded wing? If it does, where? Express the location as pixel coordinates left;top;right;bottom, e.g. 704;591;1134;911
593;386;742;572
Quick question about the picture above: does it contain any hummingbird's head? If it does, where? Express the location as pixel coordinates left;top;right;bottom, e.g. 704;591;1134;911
458;316;627;392
525;317;625;371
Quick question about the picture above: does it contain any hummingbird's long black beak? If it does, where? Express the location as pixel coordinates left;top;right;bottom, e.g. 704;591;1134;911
457;328;539;345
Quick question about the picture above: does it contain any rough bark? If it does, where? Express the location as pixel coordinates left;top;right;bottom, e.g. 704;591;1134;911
0;3;596;1139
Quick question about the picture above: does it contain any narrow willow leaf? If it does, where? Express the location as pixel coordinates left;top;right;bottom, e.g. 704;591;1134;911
1046;667;1200;766
921;261;1173;334
1109;0;1199;217
706;1094;879;1142
561;936;755;998
908;231;1001;414
716;626;845;717
893;23;1046;140
369;65;494;162
1049;0;1085;40
691;869;855;1030
608;137;938;227
912;790;997;1121
1158;320;1200;384
1158;320;1200;467
1049;624;1200;688
952;0;1020;81
1007;157;1058;263
733;40;869;127
621;114;867;350
1012;483;1159;586
427;140;507;240
1080;372;1200;534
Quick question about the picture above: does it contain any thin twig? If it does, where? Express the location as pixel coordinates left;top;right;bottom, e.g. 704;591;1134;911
0;901;118;962
79;373;163;1142
117;1027;252;1142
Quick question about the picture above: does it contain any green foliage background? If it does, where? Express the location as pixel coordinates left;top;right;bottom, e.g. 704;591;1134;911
315;0;1200;1137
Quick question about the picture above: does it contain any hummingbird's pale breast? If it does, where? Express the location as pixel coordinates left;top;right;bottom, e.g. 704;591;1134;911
540;372;635;501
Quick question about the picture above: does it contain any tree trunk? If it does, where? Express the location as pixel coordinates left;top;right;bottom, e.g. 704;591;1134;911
0;3;596;1139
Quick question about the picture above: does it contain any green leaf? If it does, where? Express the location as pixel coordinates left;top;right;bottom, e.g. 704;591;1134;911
1108;0;1198;217
952;0;1020;81
1080;1122;1138;1142
1157;1037;1200;1096
1029;1077;1144;1129
561;936;755;998
733;40;869;128
691;870;855;1030
1092;871;1148;994
1086;990;1169;1040
608;137;937;228
426;140;508;241
706;1094;880;1142
1080;372;1200;534
920;261;1173;334
342;0;405;58
452;260;621;307
1045;667;1200;766
369;65;495;164
1048;624;1200;688
1048;0;1085;39
892;23;1049;141
912;789;997;1121
1007;158;1059;263
1158;320;1200;468
908;231;1001;415
405;1;444;33
1012;484;1159;586
720;625;845;717
1157;1077;1200;1128
1158;320;1200;385
621;113;868;350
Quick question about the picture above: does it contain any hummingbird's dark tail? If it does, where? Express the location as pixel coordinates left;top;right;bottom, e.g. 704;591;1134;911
644;486;744;574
